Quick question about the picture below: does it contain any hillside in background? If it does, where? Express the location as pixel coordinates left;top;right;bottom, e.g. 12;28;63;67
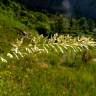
1;0;96;38
16;0;96;18
0;0;96;96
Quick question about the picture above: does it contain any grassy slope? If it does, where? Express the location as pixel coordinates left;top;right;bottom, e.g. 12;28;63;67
0;2;96;96
0;6;37;54
0;7;23;53
0;54;96;96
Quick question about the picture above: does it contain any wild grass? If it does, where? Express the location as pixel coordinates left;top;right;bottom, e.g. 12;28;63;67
0;2;96;95
0;53;96;96
0;33;96;66
0;27;96;95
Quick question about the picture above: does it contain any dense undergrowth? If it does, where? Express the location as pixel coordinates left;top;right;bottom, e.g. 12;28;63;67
0;0;96;96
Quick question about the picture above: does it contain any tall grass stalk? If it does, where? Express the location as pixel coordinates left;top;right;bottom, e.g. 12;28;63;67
0;33;96;64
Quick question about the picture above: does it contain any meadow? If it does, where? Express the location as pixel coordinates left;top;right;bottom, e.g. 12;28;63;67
0;32;96;96
0;1;96;96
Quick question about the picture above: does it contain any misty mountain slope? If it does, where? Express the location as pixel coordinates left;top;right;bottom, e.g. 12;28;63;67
22;0;96;18
70;0;96;18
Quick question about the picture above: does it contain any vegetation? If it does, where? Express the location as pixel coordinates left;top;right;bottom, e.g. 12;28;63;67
0;0;96;96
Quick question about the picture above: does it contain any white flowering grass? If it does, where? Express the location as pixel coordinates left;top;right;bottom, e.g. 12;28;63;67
7;53;13;58
0;57;7;63
0;33;96;64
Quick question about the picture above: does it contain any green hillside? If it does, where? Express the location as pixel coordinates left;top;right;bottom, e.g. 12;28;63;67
0;1;96;96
